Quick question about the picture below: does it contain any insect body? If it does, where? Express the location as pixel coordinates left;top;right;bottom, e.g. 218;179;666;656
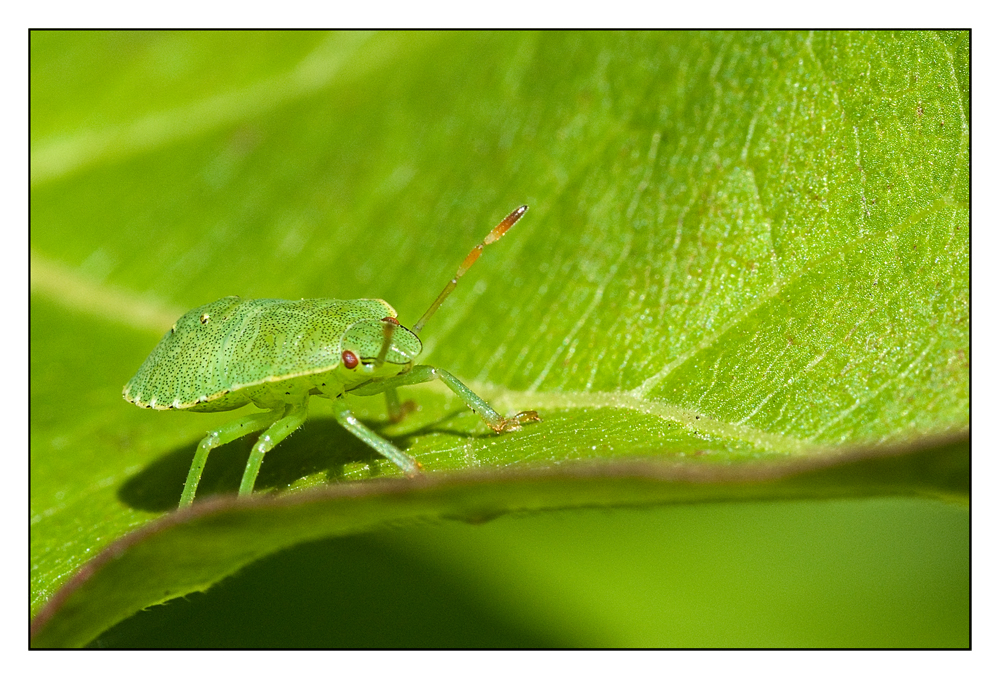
124;206;540;508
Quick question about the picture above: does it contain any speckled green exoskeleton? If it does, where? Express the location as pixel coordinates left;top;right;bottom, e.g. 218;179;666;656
124;205;539;508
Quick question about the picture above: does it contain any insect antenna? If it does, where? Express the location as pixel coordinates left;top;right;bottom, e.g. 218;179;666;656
373;316;399;368
411;205;528;335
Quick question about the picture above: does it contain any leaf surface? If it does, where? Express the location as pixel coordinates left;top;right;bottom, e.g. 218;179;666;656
30;30;969;646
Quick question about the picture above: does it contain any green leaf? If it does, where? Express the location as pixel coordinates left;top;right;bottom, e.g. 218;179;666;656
31;30;969;647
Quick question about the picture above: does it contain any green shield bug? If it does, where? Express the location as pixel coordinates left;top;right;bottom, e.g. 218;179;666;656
124;205;540;508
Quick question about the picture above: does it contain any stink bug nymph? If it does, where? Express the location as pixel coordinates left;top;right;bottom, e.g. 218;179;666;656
123;205;540;508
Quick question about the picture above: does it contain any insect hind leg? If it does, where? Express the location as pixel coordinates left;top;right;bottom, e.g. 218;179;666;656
180;409;281;508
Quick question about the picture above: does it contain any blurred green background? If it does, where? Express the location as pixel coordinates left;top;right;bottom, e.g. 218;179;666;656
90;499;968;648
31;31;968;647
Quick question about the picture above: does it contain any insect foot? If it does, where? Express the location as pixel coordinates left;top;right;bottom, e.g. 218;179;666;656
492;410;542;433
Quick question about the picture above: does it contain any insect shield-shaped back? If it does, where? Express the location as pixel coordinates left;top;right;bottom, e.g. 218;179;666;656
341;317;422;368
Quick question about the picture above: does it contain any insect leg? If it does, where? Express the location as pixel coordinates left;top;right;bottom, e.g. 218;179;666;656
351;365;540;433
329;397;420;476
181;410;281;508
384;386;418;423
238;401;309;497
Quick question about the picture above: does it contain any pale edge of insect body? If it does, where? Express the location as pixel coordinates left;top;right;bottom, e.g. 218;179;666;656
123;205;540;508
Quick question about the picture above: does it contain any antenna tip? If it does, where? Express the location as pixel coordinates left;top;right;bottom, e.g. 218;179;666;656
488;205;530;243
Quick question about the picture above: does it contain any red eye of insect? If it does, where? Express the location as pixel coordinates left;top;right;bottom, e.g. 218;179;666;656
342;350;359;369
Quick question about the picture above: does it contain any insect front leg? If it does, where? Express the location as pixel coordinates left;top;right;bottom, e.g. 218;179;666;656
181;409;282;508
384;386;418;423
329;397;420;476
238;401;310;497
352;365;540;433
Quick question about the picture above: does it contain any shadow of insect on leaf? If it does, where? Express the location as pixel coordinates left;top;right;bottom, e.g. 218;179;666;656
117;417;422;513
